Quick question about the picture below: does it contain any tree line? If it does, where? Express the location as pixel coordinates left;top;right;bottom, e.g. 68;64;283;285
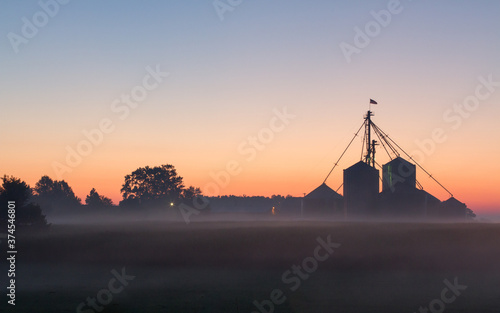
0;164;203;228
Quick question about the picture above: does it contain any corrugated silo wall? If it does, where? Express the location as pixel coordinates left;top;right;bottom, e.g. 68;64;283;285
382;158;416;192
343;164;379;216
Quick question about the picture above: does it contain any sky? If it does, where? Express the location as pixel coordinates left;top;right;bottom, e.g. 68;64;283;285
1;0;499;214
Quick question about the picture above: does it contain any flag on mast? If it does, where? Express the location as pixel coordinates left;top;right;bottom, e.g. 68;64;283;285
370;99;378;104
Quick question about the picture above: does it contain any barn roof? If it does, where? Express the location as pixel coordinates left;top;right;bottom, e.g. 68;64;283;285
419;189;441;203
305;183;343;199
442;197;466;207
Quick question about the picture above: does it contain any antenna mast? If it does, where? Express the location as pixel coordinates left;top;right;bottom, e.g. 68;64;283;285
364;110;377;167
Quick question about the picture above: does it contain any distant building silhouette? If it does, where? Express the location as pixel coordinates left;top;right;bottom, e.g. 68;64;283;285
439;197;467;219
206;109;473;220
301;109;473;220
344;161;379;216
382;157;416;192
302;183;343;216
302;156;470;220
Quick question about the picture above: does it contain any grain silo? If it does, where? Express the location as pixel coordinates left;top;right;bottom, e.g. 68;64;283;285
343;161;379;216
317;107;473;220
382;157;416;192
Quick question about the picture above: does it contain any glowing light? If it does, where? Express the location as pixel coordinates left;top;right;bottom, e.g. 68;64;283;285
170;202;174;207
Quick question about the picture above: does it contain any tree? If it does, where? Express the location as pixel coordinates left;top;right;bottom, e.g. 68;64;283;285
120;164;186;207
33;175;81;212
181;186;202;202
0;175;31;207
34;175;54;199
85;188;113;208
0;175;49;229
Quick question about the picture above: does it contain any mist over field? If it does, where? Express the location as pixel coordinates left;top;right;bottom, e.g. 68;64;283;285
2;218;499;313
42;207;500;226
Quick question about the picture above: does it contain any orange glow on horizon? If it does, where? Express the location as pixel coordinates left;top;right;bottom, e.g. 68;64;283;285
3;103;499;214
9;160;499;214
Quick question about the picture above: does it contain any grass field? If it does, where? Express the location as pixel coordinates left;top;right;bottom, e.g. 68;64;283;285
2;219;499;312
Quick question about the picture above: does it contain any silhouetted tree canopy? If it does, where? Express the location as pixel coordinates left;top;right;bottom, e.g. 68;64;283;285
85;188;113;208
120;164;202;208
181;186;202;202
33;175;81;212
0;175;31;207
0;175;49;229
121;164;183;205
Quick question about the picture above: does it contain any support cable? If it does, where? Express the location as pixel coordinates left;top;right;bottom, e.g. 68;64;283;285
416;180;424;190
373;123;454;198
373;124;393;161
360;125;366;161
372;122;399;157
323;121;365;184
